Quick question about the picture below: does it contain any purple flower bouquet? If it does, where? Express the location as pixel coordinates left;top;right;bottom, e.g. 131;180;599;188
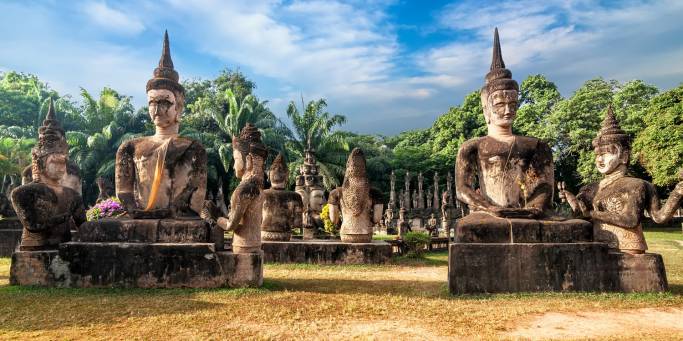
86;197;126;221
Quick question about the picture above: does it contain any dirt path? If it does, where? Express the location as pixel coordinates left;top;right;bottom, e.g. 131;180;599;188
507;308;683;339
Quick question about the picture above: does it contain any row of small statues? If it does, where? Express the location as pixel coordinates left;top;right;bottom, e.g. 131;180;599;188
7;28;683;258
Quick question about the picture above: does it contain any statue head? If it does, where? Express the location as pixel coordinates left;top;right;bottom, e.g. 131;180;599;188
593;105;630;175
31;99;69;184
232;123;268;178
309;187;325;212
269;153;288;189
146;31;185;132
480;28;519;130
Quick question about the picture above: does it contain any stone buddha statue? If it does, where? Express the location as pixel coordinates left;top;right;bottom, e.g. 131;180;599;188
11;99;86;250
456;28;554;222
261;153;303;241
559;106;683;254
337;148;379;243
115;31;207;219
217;123;268;253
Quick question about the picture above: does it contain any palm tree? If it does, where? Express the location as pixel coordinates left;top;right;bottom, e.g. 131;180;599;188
68;88;147;203
285;98;348;189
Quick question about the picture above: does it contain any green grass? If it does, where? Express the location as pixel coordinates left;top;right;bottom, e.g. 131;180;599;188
0;228;681;339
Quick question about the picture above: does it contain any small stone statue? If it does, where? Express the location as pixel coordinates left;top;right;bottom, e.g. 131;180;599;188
456;28;554;219
559;107;683;254
433;171;440;211
115;31;207;219
338;148;378;243
404;171;411;209
417;172;425;209
426;213;438;237
217;123;268;253
397;207;411;237
412;189;418;211
11;99;86;250
261;153;303;241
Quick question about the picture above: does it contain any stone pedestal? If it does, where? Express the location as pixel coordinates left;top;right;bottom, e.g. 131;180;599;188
0;218;22;257
262;240;391;264
10;218;262;288
448;213;668;294
10;243;262;288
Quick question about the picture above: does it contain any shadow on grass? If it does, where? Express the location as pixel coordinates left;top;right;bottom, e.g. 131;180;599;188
0;284;272;332
264;277;448;298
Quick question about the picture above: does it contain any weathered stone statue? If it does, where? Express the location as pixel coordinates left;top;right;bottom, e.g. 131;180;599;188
426;213;438;237
417;172;425;209
22;160;82;195
11;99;86;250
397;206;410;237
426;185;433;209
456;28;554;221
261;153;303;241
412;189;418;211
295;139;326;238
337;148;377;243
404;171;411;209
433;172;440;211
389;170;396;208
217;123;268;253
115;31;207;218
559;107;683;254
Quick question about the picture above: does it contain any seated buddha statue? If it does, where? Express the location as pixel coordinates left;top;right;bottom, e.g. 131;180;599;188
455;28;589;243
559;106;683;254
11;99;86;250
115;31;207;219
261;153;303;241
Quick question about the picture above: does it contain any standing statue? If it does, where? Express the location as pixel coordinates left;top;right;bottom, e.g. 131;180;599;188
261;153;304;241
426;213;438;237
433;172;440;211
337;148;378;243
412;189;418;211
115;31;207;219
397;207;411;237
404;171;411;209
559;107;683;254
11;99;86;250
389;170;396;208
217;123;268;253
455;28;554;222
417;172;425;209
426;185;433;209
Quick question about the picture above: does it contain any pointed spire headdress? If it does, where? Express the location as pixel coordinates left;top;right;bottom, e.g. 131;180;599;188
270;153;288;174
481;28;519;97
31;98;68;180
146;30;184;96
592;105;630;149
233;123;268;158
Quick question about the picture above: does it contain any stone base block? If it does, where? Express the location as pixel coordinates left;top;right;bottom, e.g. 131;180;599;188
262;240;392;264
10;242;262;288
609;252;668;292
0;218;22;257
448;243;669;294
456;213;592;243
77;218;224;250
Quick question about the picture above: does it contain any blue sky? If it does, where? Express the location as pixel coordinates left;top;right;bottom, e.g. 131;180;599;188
1;0;683;135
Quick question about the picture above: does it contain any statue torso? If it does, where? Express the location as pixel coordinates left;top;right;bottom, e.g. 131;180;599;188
469;135;553;209
261;189;302;232
231;179;263;251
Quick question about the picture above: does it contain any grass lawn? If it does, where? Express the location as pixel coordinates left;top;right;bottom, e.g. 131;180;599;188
0;228;681;339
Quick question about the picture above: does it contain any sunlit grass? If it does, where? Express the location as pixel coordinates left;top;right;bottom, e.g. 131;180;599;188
0;228;681;339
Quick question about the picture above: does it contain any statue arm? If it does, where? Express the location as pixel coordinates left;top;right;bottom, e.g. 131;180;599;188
455;140;495;211
525;141;554;212
648;181;683;224
115;141;137;212
187;141;208;215
71;193;87;227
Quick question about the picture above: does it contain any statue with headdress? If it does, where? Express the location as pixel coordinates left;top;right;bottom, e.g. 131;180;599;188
217;123;268;253
455;28;556;233
261;153;303;241
559;106;683;253
11;99;86;250
115;31;207;219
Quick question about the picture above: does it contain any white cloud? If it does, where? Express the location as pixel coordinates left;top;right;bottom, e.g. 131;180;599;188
82;1;145;35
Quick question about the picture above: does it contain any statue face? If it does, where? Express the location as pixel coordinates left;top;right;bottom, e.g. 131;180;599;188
310;189;324;211
232;148;245;178
485;90;518;128
44;153;67;183
147;89;179;129
269;169;287;189
595;144;626;175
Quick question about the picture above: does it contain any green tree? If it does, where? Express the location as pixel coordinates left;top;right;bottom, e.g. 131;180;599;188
633;84;683;187
284;98;348;189
515;74;562;141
